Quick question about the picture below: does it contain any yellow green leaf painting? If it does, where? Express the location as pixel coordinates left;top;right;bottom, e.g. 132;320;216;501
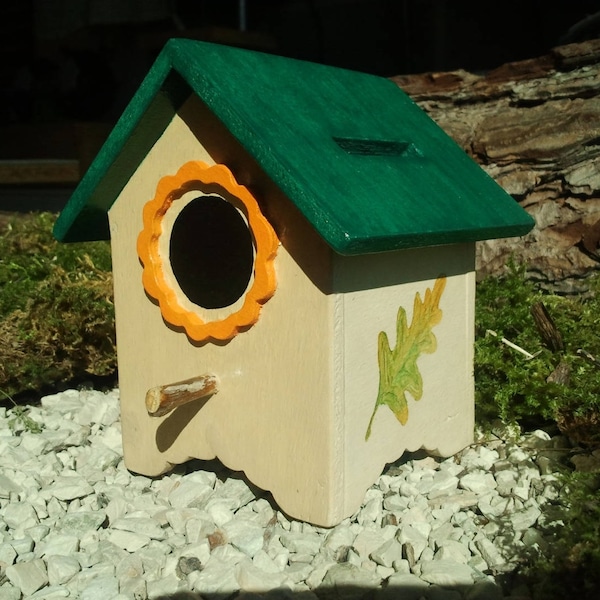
365;276;446;440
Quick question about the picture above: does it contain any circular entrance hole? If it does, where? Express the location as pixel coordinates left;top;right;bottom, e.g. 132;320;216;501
169;195;254;309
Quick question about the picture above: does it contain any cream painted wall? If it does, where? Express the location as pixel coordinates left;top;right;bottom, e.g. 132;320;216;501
333;245;475;518
109;99;341;525
107;93;476;526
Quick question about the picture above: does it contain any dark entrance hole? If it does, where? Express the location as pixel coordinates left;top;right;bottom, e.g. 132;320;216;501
169;195;254;309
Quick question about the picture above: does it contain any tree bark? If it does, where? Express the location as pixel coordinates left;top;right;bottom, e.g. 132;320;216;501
391;39;600;295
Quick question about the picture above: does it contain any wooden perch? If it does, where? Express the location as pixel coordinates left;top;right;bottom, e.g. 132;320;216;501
531;302;564;352
146;374;219;417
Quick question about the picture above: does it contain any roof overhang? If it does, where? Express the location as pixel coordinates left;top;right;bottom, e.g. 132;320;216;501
54;39;534;253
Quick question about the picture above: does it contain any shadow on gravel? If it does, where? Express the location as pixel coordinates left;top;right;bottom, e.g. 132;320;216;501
152;584;495;600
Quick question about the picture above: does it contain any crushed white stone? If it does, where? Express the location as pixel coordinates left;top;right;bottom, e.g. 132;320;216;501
0;388;564;599
5;558;49;596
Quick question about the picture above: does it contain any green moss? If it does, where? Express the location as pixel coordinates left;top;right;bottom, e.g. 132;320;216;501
0;212;115;397
474;261;600;444
475;261;600;597
525;471;600;600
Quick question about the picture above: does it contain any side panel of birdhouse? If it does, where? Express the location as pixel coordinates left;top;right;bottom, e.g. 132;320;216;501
108;98;344;526
332;244;476;519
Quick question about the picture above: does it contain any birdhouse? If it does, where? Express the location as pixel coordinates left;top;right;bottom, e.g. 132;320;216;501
54;39;534;526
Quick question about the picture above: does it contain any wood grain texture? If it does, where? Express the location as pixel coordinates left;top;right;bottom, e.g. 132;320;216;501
333;245;475;518
393;39;600;294
108;105;340;525
146;374;219;417
101;77;478;525
55;38;533;250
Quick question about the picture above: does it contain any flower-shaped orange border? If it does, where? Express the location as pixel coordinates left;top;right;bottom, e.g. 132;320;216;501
137;161;279;343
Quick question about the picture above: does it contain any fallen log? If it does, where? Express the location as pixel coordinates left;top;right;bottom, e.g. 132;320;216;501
392;39;600;295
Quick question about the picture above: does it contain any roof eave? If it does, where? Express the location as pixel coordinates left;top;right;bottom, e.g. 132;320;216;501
53;39;535;253
53;42;188;242
330;219;535;256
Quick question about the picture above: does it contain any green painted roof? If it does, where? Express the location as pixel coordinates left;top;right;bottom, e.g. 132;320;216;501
54;38;534;253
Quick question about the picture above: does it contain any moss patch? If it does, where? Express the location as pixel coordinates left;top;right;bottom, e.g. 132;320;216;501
475;261;600;599
0;212;115;397
475;261;600;446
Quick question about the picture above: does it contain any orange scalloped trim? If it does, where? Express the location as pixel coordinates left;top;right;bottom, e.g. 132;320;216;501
137;161;278;342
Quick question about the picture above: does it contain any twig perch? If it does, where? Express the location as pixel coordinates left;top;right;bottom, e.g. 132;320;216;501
146;374;219;417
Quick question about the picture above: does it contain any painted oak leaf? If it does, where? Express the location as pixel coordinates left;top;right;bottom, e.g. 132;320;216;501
365;276;446;440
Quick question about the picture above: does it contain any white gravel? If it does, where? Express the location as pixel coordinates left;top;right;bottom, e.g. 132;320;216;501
0;388;565;599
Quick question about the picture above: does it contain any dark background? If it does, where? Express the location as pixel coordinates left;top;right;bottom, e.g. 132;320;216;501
0;0;598;206
2;0;599;127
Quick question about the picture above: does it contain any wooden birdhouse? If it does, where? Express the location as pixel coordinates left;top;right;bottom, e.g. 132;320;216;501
54;39;534;526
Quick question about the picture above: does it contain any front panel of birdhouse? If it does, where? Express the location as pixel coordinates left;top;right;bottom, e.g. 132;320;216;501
107;96;475;526
108;103;342;526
